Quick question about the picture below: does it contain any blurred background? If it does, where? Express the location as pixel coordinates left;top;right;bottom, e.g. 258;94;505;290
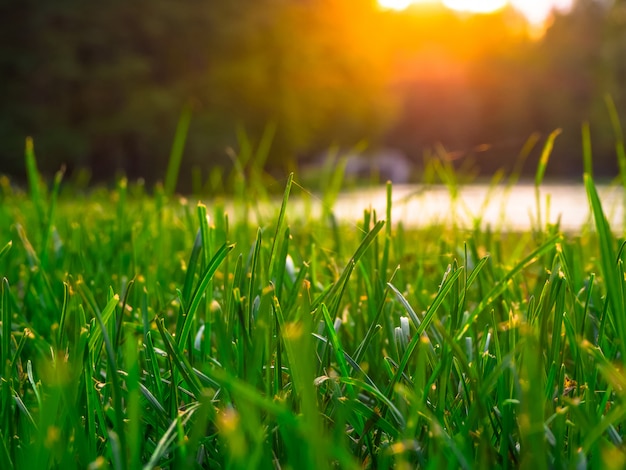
0;0;624;191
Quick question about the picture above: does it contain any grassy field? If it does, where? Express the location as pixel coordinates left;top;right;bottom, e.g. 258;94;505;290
2;137;626;469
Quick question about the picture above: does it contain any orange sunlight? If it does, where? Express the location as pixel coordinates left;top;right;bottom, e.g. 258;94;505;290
378;0;574;26
510;0;573;25
378;0;415;11
442;0;507;14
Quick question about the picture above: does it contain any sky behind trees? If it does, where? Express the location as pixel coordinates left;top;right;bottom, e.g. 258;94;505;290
0;0;624;188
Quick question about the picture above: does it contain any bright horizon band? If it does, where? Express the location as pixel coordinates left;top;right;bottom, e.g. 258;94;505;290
378;0;573;26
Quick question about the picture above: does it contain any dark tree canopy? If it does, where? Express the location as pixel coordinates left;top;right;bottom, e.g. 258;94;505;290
0;0;624;188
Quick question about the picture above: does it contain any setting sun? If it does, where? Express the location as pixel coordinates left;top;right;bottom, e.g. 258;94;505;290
442;0;507;13
510;0;573;25
378;0;415;11
377;0;574;26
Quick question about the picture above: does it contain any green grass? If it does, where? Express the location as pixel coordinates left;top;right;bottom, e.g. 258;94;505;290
2;139;626;469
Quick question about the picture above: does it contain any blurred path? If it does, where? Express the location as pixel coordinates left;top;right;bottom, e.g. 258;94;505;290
312;183;625;232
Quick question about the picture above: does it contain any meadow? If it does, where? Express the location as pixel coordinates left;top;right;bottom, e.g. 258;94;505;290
2;134;626;469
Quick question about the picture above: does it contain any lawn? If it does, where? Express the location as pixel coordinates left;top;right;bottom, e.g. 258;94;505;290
1;139;626;469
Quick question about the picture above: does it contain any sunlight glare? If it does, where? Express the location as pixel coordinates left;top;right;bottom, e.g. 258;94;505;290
442;0;507;14
378;0;415;10
510;0;573;25
376;0;575;28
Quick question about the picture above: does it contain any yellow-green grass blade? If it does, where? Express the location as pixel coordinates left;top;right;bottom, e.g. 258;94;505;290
534;129;561;232
156;317;203;399
387;282;421;333
584;173;626;359
582;121;593;177
143;330;165;407
246;228;263;340
456;233;561;341
605;95;626;191
0;241;11;261
24;137;45;224
0;428;13;470
197;203;212;269
182;391;216;468
164;104;192;197
607;94;626;229
312;220;385;315
177;242;234;350
143;402;201;470
268;172;293;282
91;289;127;467
352;280;391;366
320;303;354;396
83;352;103;459
87;292;120;364
273;226;291;301
39;167;64;271
390;266;464;393
123;326;142;470
578;340;626;453
1;279;12;445
518;331;548;470
380;181;393;282
180;229;203;310
15;224;60;318
535;129;561;188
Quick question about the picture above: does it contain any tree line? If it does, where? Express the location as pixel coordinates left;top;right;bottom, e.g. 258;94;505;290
1;0;625;189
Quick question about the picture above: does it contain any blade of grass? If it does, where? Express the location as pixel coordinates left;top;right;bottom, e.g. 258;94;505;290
605;95;626;229
1;279;12;443
0;429;13;470
249;122;276;200
0;241;12;261
123;327;142;470
605;95;626;186
143;403;200;470
584;173;626;359
534;129;561;232
87;292;121;364
24;137;45;224
180;230;202;309
353;277;395;365
311;220;385;315
387;283;421;332
177;243;234;350
247;229;262;338
40;167;64;270
91;289;126;469
582;122;593;178
164;104;192;197
390;266;464;393
155;317;203;399
320;303;353;397
273;227;291;301
380;181;392;281
456;233;560;341
535;129;562;187
197;203;212;269
518;331;548;470
268;173;293;281
338;376;405;434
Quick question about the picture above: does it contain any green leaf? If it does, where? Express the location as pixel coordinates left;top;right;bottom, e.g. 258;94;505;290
0;241;11;261
164;104;192;197
535;129;561;187
584;173;626;359
390;266;464;391
456;233;560;341
177;242;234;349
155;318;203;399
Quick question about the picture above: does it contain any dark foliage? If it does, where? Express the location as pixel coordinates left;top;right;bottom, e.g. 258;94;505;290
0;0;624;188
